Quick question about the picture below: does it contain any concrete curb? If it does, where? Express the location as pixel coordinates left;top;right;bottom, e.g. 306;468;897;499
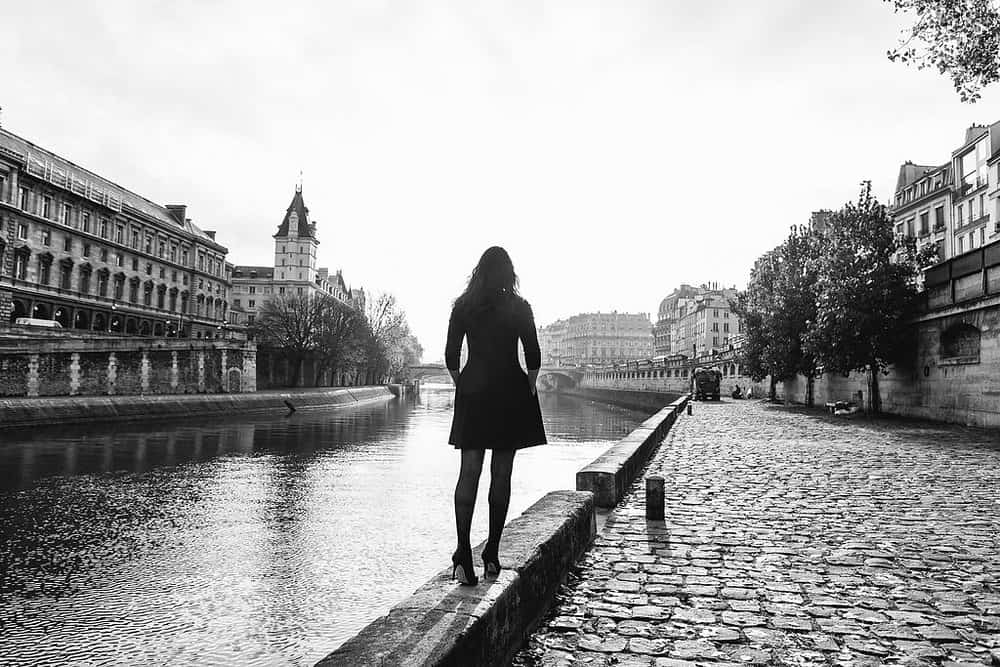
317;490;596;667
0;386;394;429
576;394;690;508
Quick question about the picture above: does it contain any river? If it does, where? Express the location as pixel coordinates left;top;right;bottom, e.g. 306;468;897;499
0;387;647;666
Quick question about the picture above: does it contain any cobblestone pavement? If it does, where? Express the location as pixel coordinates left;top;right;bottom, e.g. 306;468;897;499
515;400;1000;666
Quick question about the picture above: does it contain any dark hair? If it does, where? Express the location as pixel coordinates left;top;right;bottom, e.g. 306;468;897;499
454;246;520;313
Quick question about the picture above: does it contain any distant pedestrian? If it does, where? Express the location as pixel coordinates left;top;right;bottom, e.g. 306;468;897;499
445;246;547;585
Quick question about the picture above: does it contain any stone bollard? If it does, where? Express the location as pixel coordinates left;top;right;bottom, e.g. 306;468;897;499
686;403;692;416
646;476;665;520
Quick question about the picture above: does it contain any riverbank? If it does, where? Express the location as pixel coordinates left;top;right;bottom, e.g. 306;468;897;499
0;385;394;429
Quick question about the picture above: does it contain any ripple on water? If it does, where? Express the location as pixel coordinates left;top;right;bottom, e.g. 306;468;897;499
0;390;649;665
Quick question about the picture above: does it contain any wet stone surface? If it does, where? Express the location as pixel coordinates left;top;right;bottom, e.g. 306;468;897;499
514;400;1000;666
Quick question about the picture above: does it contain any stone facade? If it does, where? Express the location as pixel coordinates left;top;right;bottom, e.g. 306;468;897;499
0;126;232;339
229;186;364;329
0;331;255;397
539;311;654;367
654;283;742;357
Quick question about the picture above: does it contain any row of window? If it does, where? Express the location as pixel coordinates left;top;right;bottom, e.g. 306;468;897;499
10;221;227;297
4;180;225;277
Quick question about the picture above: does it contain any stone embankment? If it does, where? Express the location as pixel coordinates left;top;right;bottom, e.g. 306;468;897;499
0;385;394;429
517;399;1000;666
319;392;692;666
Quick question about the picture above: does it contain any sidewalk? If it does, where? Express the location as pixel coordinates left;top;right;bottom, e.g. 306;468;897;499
516;400;1000;666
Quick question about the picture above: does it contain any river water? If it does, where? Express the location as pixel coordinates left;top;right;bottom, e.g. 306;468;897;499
0;387;647;666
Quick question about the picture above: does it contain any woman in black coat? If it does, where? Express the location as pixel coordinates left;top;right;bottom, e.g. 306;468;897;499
445;246;546;585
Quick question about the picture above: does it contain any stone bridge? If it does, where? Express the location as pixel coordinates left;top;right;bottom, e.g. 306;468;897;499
407;364;584;389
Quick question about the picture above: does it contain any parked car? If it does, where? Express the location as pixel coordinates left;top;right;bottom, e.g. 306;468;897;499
15;317;63;328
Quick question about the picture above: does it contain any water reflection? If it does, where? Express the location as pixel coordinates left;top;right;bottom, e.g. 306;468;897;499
0;389;647;666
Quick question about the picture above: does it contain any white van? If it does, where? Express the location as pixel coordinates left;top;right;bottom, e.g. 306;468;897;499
15;317;63;328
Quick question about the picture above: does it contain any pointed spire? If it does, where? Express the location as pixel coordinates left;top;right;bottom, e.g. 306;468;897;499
296;169;303;193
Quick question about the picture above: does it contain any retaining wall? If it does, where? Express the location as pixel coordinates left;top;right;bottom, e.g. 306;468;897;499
557;386;683;413
0;331;256;397
0;385;393;429
576;394;690;508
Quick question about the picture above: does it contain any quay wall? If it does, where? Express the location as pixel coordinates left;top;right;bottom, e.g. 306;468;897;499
557;386;684;414
0;330;256;397
774;301;1000;428
0;385;394;429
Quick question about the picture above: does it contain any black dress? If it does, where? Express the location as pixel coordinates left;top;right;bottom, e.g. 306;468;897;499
446;294;547;450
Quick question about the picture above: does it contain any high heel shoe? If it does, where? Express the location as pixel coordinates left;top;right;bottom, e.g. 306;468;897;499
481;546;501;578
451;548;478;585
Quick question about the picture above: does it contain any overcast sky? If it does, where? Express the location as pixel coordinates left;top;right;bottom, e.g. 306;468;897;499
3;1;999;362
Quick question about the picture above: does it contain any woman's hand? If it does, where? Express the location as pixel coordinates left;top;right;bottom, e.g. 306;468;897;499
527;368;539;396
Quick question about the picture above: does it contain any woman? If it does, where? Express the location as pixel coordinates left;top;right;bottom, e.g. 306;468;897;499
445;246;547;585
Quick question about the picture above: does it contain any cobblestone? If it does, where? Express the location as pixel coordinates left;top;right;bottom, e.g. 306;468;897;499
515;400;1000;666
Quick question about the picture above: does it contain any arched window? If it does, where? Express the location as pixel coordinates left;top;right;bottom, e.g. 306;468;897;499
940;323;980;361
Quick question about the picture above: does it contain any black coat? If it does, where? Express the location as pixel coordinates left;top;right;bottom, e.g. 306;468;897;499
445;294;547;450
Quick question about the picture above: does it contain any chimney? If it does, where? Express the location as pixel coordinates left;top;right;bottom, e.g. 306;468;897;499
204;230;217;240
166;205;187;225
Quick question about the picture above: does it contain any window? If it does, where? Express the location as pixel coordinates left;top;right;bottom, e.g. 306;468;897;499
63;236;72;252
115;253;124;266
247;314;256;325
83;244;91;258
59;262;72;289
958;204;964;225
979;194;986;219
115;225;124;243
233;298;241;307
159;267;165;279
98;272;109;297
17;223;27;240
958;236;965;253
248;299;255;308
198;279;204;289
100;248;108;262
171;271;177;282
181;250;188;265
81;212;91;233
143;283;152;306
42;196;52;218
297;287;303;294
981;227;986;245
39;257;51;284
906;218;914;237
129;280;139;303
170;245;178;261
131;258;139;271
724;323;729;333
0;173;6;202
935;206;945;230
282;258;286;266
18;187;29;210
158;241;165;258
14;253;27;280
62;204;72;226
145;263;152;275
131;229;139;249
145;235;152;253
157;288;165;309
42;229;51;246
249;286;256;294
100;218;108;238
279;287;285;294
895;223;904;236
80;269;91;294
919;212;929;235
114;276;124;299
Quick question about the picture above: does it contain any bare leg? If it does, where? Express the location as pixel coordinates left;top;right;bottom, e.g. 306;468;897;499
454;449;485;551
486;449;516;554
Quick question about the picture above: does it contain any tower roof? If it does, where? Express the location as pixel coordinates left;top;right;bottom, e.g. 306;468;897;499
274;185;315;238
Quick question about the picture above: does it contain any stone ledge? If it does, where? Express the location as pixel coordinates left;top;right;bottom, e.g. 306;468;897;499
0;385;393;429
317;490;596;667
576;394;689;508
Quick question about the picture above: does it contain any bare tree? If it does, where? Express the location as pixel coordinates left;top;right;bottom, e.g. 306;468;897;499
313;299;367;386
253;294;327;386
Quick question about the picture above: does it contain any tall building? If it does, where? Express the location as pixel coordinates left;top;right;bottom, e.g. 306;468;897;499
889;121;1000;263
539;311;653;367
889;161;953;262
654;283;741;357
0;126;231;338
229;185;364;327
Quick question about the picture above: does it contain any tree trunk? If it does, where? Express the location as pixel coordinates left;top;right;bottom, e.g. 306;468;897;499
868;363;881;415
289;353;303;387
768;376;777;402
806;374;814;407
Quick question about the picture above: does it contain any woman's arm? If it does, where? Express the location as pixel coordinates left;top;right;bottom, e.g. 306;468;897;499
519;301;541;395
444;307;464;387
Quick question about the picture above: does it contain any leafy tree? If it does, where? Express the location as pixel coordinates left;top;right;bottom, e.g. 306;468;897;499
803;182;936;413
886;0;1000;102
732;227;821;403
363;292;413;383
